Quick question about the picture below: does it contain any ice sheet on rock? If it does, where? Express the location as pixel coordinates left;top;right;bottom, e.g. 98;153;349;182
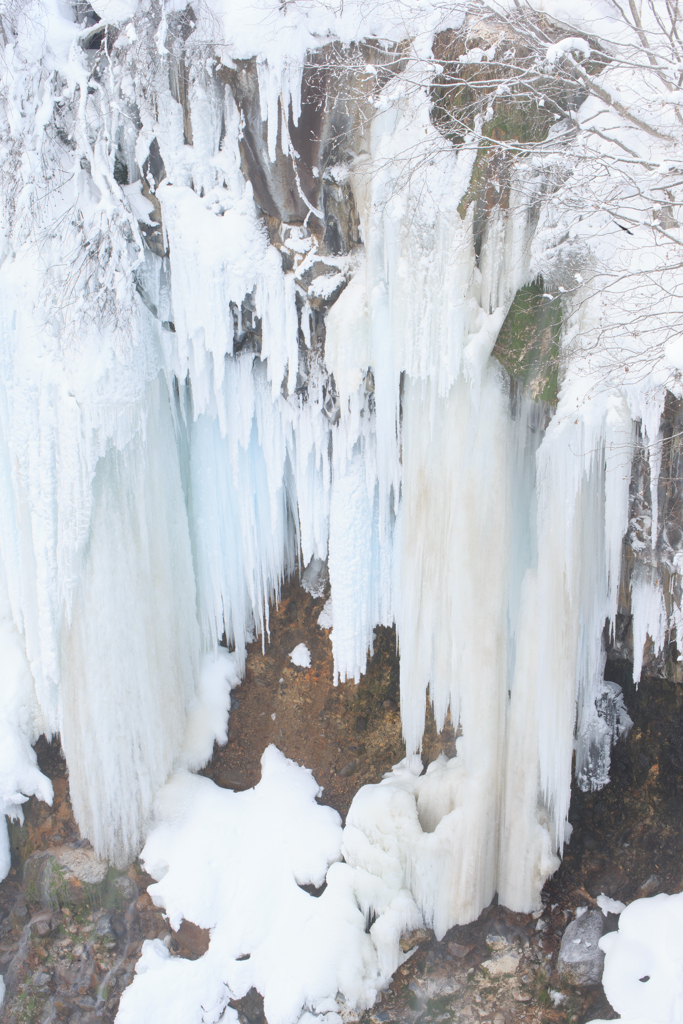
116;746;418;1024
529;387;634;846
301;558;328;600
586;893;683;1024
179;649;242;772
631;571;667;686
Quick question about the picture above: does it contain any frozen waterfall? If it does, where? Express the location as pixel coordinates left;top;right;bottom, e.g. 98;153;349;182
1;0;681;1018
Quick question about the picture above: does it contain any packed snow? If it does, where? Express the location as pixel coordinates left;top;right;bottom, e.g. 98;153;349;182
289;644;311;669
588;893;683;1024
597;893;626;917
117;743;423;1024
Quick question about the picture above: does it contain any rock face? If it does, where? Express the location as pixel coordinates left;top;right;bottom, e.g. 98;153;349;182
24;847;110;909
557;910;605;985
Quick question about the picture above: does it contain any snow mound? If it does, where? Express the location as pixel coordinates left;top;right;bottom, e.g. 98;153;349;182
597;893;626;917
116;745;419;1024
588;892;683;1024
90;0;139;23
289;644;311;669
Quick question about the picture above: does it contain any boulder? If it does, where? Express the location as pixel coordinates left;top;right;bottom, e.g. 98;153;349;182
558;909;605;985
23;846;129;911
172;919;211;957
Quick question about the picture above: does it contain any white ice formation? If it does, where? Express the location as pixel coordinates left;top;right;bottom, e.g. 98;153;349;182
2;0;683;1019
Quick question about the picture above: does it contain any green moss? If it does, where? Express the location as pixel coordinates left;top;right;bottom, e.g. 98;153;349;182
534;967;552;1006
492;277;561;404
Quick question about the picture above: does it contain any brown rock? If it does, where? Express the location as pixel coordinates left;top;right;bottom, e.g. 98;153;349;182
214;769;251;792
172;919;211;956
399;927;431;952
135;893;153;912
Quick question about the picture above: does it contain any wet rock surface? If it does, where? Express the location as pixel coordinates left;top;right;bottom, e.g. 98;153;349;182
4;580;683;1023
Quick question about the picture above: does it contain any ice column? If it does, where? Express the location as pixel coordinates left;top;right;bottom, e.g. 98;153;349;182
61;375;199;867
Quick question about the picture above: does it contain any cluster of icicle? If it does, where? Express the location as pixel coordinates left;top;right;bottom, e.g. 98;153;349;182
0;2;681;1012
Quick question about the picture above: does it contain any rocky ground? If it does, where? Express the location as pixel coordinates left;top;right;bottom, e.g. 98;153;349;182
2;576;683;1024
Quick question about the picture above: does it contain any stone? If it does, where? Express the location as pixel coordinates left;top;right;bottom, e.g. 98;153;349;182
423;973;461;999
215;768;251;792
10;899;28;927
481;953;520;976
229;985;267;1024
557;909;605;986
94;913;114;937
399;928;431;952
54;848;108;885
447;940;474;959
24;847;109;908
29;909;56;936
172;919;211;956
110;912;127;940
338;760;358;778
